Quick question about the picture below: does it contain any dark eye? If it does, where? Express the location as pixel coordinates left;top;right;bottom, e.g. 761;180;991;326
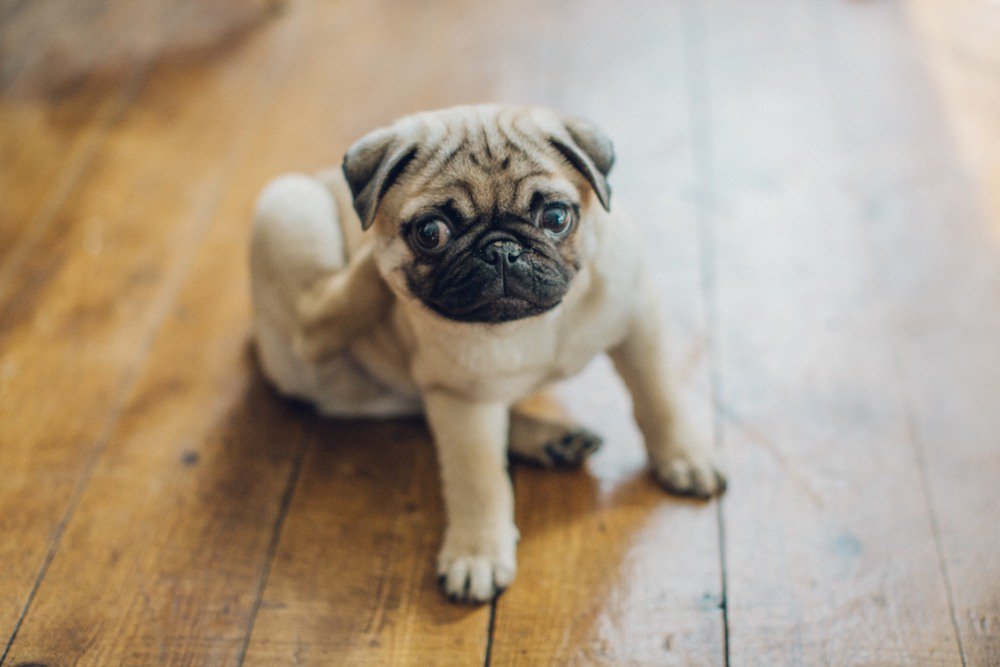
536;202;574;237
411;218;452;252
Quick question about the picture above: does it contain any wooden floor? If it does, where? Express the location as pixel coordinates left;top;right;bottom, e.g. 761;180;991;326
2;1;999;664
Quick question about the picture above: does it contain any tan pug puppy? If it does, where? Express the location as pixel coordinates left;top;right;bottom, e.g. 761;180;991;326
250;105;726;603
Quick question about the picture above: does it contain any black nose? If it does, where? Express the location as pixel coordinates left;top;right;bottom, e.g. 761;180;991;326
481;240;522;266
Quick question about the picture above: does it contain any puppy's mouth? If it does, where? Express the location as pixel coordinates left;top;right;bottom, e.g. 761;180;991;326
432;294;558;323
427;273;565;323
421;240;571;323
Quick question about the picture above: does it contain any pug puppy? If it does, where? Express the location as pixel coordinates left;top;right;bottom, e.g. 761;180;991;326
250;105;726;603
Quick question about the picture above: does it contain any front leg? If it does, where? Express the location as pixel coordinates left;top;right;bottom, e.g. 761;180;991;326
424;391;518;602
609;281;726;499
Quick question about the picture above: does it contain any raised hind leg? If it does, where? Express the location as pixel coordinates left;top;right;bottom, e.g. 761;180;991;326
251;173;406;416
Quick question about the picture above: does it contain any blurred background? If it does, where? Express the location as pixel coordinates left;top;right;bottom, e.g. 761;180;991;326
1;1;998;664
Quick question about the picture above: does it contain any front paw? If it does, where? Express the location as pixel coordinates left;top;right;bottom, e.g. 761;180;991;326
653;449;727;500
437;526;518;603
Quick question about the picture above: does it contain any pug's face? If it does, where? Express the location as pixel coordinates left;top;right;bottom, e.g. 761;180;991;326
342;105;614;324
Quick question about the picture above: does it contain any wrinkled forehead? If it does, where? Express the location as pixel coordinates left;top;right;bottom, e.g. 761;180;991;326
396;114;581;221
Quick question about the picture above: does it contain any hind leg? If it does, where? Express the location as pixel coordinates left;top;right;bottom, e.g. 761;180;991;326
251;173;344;400
509;393;602;468
251;173;400;414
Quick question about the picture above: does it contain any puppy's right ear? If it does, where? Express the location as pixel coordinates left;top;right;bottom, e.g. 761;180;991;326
548;116;615;212
342;128;419;230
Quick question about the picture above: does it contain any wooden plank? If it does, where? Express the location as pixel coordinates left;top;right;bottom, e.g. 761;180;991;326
831;2;1000;664
489;2;725;664
0;83;136;279
3;254;311;663
0;4;306;653
0;3;338;659
241;420;493;664
700;0;964;663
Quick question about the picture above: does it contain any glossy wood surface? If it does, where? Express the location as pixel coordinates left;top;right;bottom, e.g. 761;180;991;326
1;0;997;664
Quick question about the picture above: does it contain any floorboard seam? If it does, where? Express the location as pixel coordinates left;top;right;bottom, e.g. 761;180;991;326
236;419;313;665
899;391;968;667
483;595;498;667
483;464;517;666
878;12;969;662
681;2;730;665
0;431;113;664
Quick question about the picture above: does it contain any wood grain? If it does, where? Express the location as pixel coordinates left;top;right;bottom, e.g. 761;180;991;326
241;419;494;664
1;0;999;663
0;3;324;660
0;4;306;656
864;3;1000;664
0;77;139;285
699;1;963;664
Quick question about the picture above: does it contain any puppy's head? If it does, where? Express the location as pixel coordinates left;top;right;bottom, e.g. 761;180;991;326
343;105;614;324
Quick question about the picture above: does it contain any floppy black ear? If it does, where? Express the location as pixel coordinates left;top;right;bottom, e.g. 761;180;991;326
548;116;615;211
342;128;419;230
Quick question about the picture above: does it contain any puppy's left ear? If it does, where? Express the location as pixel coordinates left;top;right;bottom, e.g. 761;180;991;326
550;116;615;211
342;127;419;230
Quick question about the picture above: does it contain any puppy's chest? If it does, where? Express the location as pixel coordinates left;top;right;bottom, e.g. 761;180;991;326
411;301;627;402
418;324;576;395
